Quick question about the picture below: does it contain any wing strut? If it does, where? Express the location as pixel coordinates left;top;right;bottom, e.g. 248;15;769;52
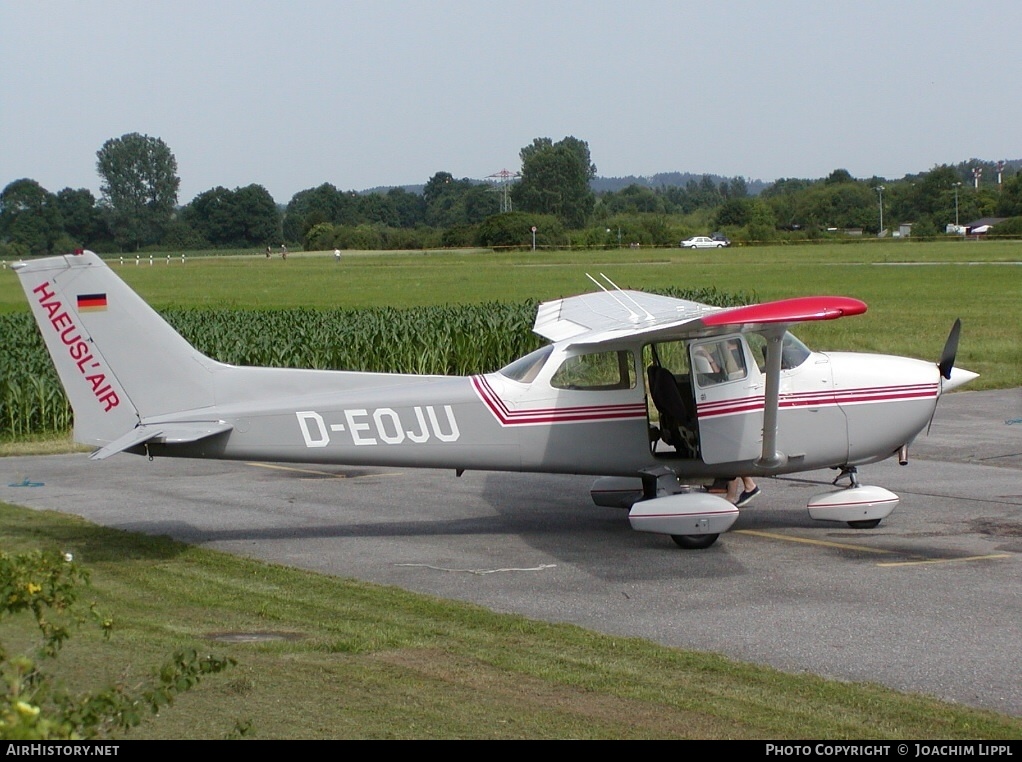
755;327;787;469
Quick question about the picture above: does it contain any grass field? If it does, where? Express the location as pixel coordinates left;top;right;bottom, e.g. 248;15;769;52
3;502;1021;740
1;242;1020;738
2;241;1019;388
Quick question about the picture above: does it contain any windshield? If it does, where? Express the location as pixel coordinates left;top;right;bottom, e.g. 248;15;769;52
499;345;553;383
747;331;811;371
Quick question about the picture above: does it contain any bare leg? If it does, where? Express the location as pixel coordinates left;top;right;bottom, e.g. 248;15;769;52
727;477;742;504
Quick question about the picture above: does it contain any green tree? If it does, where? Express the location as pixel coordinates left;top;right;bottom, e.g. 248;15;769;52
746;199;778;241
794;182;875;231
603;184;665;215
385;187;426;228
423;171;457;208
423;172;485;227
714;198;751;228
354;193;397;227
824;168;855;185
231;184;281;244
283;183;347;242
0;179;64;255
181;185;279;249
55;188;109;249
726;177;749;199
891;165;978;231
182;186;233;245
96;133;180;250
512;136;597;228
462;184;500;223
997;174;1022;217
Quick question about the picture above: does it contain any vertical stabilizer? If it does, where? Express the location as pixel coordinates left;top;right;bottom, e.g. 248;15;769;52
14;252;220;446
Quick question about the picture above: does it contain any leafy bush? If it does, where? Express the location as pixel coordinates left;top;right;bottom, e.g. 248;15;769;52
989;216;1022;237
0;242;30;260
0;550;233;739
476;212;564;249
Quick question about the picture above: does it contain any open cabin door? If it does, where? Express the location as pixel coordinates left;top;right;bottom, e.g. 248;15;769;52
643;341;700;458
689;336;766;465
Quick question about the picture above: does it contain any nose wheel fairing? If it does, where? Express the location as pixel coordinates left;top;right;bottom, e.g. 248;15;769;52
806;484;899;526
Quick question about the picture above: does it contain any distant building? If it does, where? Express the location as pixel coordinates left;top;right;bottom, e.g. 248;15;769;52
964;217;1007;236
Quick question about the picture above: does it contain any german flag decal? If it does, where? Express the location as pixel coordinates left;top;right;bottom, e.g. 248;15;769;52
77;293;108;312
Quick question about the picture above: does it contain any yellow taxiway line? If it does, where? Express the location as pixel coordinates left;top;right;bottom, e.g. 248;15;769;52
735;529;1010;566
735;529;893;554
876;554;1011;567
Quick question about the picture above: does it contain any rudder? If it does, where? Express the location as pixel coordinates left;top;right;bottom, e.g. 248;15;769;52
14;251;220;447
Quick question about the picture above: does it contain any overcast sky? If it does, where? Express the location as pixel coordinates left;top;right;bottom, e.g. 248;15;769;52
2;1;1019;204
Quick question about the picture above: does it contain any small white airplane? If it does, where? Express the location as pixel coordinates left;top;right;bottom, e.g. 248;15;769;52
14;251;977;549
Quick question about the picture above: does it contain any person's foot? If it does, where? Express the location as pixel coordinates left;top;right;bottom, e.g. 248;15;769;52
735;486;761;507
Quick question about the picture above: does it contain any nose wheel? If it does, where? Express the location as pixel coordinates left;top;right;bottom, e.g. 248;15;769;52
846;518;882;529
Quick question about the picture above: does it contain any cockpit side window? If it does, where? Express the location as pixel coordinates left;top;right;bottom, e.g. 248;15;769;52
499;345;553;383
692;338;748;387
550;350;635;391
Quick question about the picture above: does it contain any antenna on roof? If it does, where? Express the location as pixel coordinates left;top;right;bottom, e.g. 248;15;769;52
585;273;639;321
598;273;655;321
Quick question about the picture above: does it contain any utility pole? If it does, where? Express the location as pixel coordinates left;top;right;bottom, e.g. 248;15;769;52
875;185;884;236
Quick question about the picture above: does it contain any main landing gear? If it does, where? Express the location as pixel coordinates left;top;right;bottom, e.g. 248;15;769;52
670;533;720;550
589;470;739;550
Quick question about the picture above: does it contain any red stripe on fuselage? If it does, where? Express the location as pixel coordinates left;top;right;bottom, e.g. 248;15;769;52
472;375;647;427
696;384;938;419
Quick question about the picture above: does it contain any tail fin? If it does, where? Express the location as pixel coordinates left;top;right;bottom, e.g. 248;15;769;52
14;251;220;447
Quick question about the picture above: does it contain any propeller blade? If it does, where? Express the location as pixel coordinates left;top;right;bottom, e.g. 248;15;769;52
928;319;962;435
938;318;961;380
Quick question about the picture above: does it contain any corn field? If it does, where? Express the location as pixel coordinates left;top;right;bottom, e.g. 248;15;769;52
167;303;544;375
0;287;751;439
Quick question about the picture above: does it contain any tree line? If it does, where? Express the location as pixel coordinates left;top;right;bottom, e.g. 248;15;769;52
2;132;1021;257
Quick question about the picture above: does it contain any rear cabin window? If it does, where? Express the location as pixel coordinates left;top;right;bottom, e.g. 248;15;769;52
550;350;635;391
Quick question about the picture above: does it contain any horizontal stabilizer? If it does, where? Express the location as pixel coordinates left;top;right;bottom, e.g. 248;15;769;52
89;422;233;460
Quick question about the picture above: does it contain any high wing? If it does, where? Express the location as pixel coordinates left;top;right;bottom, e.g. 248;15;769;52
534;277;866;349
536;278;868;471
